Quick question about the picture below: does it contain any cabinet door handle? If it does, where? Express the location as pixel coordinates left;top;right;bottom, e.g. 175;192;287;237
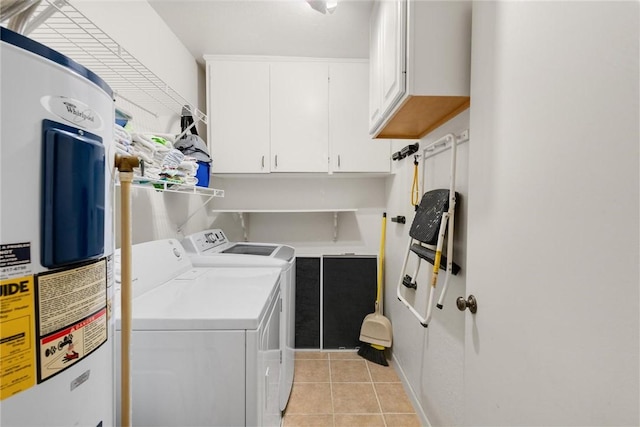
261;155;265;169
338;155;341;168
275;154;278;168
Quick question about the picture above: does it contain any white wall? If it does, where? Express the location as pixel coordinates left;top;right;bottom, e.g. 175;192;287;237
384;111;470;427
75;0;198;105
114;187;224;247
211;176;387;255
75;0;199;133
463;2;638;426
386;2;639;426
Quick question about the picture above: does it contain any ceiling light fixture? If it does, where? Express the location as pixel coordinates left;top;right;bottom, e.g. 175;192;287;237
306;0;338;15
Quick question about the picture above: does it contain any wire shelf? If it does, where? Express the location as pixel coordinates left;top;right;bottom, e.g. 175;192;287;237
22;0;206;124
118;176;224;198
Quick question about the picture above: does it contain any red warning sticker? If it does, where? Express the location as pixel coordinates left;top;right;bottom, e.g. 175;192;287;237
38;308;107;381
36;259;107;382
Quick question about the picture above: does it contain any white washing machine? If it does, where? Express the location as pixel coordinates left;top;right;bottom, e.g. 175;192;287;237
115;239;282;426
181;229;296;411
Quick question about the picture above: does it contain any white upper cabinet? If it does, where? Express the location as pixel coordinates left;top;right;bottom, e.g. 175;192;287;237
207;60;270;173
270;62;329;173
205;56;391;174
379;0;406;122
369;0;472;139
329;62;390;173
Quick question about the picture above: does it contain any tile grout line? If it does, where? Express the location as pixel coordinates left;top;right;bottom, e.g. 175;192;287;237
366;360;389;427
328;355;335;427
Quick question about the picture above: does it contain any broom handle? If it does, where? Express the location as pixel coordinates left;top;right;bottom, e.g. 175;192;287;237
377;213;387;314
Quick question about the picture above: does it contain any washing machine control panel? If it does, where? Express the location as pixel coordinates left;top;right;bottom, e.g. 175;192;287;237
192;229;228;252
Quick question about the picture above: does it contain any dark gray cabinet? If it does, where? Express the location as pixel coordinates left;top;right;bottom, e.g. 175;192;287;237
295;257;321;348
323;256;377;349
295;256;377;349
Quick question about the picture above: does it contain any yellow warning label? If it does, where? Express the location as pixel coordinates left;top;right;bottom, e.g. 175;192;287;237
0;276;36;400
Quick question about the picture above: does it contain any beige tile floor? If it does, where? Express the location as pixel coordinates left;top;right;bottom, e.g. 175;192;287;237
282;351;422;427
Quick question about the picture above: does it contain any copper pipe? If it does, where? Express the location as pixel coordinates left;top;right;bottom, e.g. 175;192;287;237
114;154;139;427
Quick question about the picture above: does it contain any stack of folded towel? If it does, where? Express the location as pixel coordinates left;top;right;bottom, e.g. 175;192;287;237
114;124;200;186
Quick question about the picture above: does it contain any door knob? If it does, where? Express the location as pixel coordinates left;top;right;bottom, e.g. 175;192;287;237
456;295;477;313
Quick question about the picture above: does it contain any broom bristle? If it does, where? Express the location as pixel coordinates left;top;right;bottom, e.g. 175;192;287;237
357;343;388;366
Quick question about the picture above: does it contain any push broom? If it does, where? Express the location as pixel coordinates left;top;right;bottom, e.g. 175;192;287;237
358;213;392;366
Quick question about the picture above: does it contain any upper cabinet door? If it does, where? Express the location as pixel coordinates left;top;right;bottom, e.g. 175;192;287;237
368;2;383;132
329;62;390;173
369;0;472;139
207;61;270;173
270;62;329;173
379;0;407;119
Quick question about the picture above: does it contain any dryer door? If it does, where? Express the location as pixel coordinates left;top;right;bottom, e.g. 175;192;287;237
257;289;281;427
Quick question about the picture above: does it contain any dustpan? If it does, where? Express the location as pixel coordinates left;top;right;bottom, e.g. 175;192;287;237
359;309;392;348
358;213;392;364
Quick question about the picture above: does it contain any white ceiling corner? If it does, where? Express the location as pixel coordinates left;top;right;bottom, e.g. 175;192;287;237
147;0;373;65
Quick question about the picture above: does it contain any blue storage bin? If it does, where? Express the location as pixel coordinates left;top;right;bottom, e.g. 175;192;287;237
115;107;131;128
195;161;210;187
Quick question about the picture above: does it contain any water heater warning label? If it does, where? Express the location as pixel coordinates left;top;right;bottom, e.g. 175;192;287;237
0;275;36;400
36;259;107;382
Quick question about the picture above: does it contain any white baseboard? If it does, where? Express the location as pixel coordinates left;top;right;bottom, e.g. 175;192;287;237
390;352;432;427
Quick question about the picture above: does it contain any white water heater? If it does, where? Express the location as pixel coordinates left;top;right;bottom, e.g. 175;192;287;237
0;26;115;426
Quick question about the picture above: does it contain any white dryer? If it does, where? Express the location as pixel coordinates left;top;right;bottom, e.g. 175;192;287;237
115;239;282;426
181;229;296;411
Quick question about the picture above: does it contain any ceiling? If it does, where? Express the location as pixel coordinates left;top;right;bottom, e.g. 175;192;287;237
148;0;373;66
